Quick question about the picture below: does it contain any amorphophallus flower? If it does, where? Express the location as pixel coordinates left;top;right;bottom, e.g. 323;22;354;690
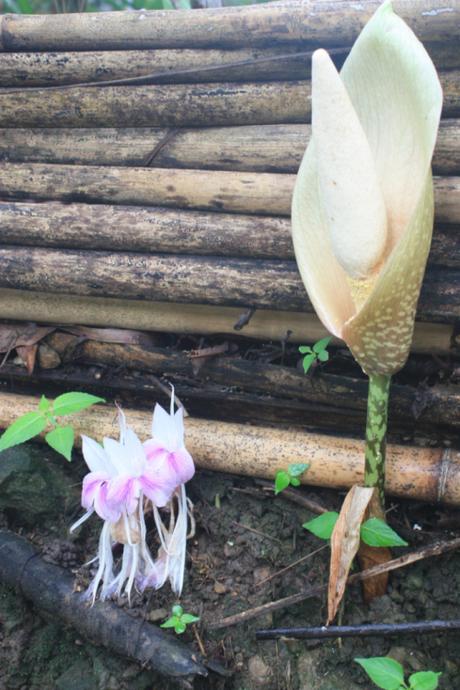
292;0;442;499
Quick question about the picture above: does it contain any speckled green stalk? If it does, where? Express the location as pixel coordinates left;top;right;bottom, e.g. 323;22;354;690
364;373;391;504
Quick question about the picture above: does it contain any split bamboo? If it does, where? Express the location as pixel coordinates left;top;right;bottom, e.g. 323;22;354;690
0;391;458;505
0;71;458;127
1;1;458;51
71;339;460;430
0;165;459;223
1;120;459;175
0;47;322;87
0;200;458;268
0;246;457;319
0;288;452;354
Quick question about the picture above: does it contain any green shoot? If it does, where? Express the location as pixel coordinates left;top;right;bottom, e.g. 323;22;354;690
0;392;105;462
160;605;200;635
274;463;309;494
299;336;332;374
355;656;441;690
303;514;407;548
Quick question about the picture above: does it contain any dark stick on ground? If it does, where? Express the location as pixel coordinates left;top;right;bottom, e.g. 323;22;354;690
0;529;208;680
256;619;460;641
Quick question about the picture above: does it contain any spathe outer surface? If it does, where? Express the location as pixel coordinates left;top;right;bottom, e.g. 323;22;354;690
292;0;443;376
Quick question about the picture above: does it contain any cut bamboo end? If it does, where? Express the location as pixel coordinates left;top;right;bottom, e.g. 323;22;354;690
1;1;458;51
0;288;454;354
0;391;458;505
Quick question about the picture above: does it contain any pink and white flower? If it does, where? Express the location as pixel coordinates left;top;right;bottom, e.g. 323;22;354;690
71;394;195;603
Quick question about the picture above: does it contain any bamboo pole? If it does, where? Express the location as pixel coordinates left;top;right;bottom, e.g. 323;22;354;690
69;339;460;429
0;165;459;224
0;71;458;127
1;1;458;51
0;47;320;87
0;391;458;505
1;120;458;175
0;163;294;216
1;200;458;268
0;81;311;128
0;288;452;354
0;246;457;319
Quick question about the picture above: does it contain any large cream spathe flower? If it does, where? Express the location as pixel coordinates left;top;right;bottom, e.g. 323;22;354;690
292;0;443;376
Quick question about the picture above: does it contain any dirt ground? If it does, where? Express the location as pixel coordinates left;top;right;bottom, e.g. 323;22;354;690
1;442;460;690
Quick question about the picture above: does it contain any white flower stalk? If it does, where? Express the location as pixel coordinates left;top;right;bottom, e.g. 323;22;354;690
291;1;442;500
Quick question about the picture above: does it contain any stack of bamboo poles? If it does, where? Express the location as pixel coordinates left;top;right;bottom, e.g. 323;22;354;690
0;1;459;441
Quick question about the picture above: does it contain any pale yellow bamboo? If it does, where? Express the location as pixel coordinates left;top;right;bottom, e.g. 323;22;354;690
0;391;458;505
1;1;458;51
0;288;453;354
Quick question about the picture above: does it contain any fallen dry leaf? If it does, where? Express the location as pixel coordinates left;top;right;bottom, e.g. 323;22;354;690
0;323;55;354
16;344;39;375
328;485;375;624
358;491;391;601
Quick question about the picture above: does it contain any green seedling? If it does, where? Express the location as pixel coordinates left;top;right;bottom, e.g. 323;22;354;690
160;605;200;635
0;391;105;461
274;463;309;495
355;656;441;690
299;336;332;374
303;513;407;548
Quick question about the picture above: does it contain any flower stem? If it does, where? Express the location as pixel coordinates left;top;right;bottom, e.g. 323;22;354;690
364;373;391;505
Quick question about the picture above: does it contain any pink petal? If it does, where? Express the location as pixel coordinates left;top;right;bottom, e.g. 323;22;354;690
140;473;174;508
82;472;108;510
94;482;121;522
107;476;138;515
168;448;195;485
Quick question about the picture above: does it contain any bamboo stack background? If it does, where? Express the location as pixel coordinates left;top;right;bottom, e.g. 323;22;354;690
0;0;460;440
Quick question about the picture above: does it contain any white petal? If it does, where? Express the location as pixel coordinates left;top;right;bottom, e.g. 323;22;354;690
312;49;388;279
292;140;356;337
81;434;111;474
340;0;442;248
152;403;181;452
103;437;129;476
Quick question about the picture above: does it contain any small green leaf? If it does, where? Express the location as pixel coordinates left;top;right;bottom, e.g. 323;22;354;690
171;604;183;617
302;353;316;374
45;425;74;462
38;395;51;414
290;477;301;487
274;471;290;495
409;671;442;690
303;511;339;540
174;620;186;634
160;618;177;629
181;614;200;625
317;350;330;362
298;345;313;354
360;518;408;547
288;463;309;477
53;392;105;417
0;411;47;452
312;336;331;353
355;657;405;690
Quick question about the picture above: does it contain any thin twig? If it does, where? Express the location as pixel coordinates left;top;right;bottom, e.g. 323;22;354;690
207;537;460;630
256;619;460;640
255;479;328;515
233;521;282;545
143;128;179;167
255;544;328;588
